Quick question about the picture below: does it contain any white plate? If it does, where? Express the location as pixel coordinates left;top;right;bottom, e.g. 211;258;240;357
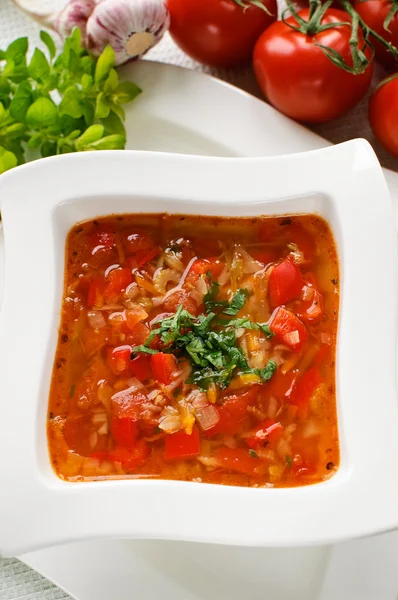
9;60;398;599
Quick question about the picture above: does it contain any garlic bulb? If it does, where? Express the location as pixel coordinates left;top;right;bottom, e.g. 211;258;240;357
87;0;170;65
11;0;169;67
56;0;97;45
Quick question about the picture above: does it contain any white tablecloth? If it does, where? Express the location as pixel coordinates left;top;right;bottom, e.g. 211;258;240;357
0;0;397;597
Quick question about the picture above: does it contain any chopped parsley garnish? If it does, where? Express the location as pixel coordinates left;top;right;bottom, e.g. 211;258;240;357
285;455;292;468
132;279;277;391
68;384;75;398
249;449;258;458
204;273;249;316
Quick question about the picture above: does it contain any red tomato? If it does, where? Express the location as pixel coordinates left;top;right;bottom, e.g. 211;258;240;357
369;74;398;157
167;0;277;68
109;440;150;469
269;307;308;351
246;419;283;449
151;353;178;385
130;354;153;381
135;246;160;267
215;447;265;476
253;8;374;123
207;386;259;436
124;231;155;254
184;258;223;287
125;305;148;330
126;322;150;346
268;257;304;307
164;427;200;460
250;248;279;266
87;229;117;268
111;417;138;448
354;0;398;68
163;290;199;315
296;286;324;323
294;367;322;409
111;389;148;420
106;345;132;376
267;369;298;400
104;267;133;303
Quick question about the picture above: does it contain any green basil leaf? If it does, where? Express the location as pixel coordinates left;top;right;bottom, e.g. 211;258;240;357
95;92;110;119
59;86;84;119
112;80;142;104
87;133;126;150
103;69;119;93
101;111;126;135
75;124;104;150
40;30;56;60
0;146;17;173
26;97;58;129
81;73;93;91
95;45;115;84
29;48;50;82
6;37;28;65
9;80;32;121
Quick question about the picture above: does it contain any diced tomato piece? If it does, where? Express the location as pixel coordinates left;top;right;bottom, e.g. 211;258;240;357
207;386;259;437
269;307;308;351
106;345;132;376
296;287;323;323
267;369;298;400
164;426;200;460
88;229;116;252
112;389;148;420
135;246;160;267
268;257;304;307
124;231;155;254
126;322;150;346
87;277;105;308
130;354;153;381
87;229;118;269
125;305;148;330
293;367;322;410
104;267;133;303
184;258;223;287
64;414;107;456
250;248;279;266
163;290;199;315
215;447;265;476
246;419;283;450
109;440;150;469
151;352;178;385
111;417;138;448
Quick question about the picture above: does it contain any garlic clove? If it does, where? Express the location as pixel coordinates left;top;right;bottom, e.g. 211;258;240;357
56;0;97;44
86;0;170;66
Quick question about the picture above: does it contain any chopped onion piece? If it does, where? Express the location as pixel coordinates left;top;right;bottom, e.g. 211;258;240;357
164;248;184;272
236;246;264;274
125;282;139;300
267;396;278;420
197;456;222;470
283;331;300;346
158;406;182;433
160;256;199;303
320;332;332;345
126;377;144;390
88;310;106;329
195;404;220;431
302;419;322;438
186;389;208;408
89;431;98;450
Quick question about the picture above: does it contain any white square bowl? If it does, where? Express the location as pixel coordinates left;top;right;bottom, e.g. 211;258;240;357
0;139;398;557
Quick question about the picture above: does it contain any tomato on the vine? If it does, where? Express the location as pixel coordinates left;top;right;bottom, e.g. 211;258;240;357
369;73;398;156
167;0;278;68
354;0;398;68
253;7;374;123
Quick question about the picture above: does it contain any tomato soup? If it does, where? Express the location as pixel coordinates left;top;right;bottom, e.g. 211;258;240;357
48;214;340;487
